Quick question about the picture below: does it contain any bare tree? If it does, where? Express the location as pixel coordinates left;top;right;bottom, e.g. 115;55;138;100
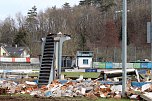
0;17;17;45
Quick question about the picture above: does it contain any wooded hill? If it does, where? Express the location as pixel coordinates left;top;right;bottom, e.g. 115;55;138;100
0;0;151;62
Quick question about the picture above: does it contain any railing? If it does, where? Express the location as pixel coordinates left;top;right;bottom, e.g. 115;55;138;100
0;63;40;70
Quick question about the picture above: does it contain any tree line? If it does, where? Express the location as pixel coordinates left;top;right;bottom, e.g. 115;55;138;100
0;0;151;62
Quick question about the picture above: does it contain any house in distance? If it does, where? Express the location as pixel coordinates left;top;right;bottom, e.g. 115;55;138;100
0;44;30;58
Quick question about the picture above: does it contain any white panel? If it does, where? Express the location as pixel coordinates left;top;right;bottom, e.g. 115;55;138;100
93;62;99;68
127;63;134;68
65;69;75;72
113;63;121;68
15;58;26;62
119;63;122;68
1;58;12;62
97;69;103;72
113;63;134;68
76;69;85;72
31;58;40;64
65;69;85;72
0;57;32;63
2;69;34;73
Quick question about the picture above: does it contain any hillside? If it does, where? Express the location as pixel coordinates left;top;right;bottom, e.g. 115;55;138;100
0;0;151;62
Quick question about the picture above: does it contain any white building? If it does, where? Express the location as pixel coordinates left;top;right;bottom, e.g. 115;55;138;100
75;51;93;68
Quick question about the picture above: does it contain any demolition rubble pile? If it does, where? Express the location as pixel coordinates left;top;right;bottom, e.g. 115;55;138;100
0;78;152;100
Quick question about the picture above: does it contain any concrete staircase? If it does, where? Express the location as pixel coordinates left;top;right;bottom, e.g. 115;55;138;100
38;34;55;86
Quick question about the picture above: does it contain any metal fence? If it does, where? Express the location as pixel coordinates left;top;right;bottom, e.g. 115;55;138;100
93;46;151;62
0;63;40;70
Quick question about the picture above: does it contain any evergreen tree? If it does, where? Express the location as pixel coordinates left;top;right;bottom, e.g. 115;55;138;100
79;0;115;12
13;28;27;46
63;2;71;9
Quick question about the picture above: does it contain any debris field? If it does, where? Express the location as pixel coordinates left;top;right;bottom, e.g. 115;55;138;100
0;77;152;100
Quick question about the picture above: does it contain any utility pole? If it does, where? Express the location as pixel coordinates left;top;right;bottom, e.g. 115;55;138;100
122;0;127;97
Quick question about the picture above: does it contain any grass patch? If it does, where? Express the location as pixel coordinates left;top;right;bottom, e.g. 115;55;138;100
95;98;130;101
61;72;100;78
27;72;100;78
0;95;130;101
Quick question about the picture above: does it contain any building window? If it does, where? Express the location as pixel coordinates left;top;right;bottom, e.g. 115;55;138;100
3;53;6;56
83;59;88;65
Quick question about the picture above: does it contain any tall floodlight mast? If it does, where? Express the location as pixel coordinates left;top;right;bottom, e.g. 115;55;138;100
122;0;127;97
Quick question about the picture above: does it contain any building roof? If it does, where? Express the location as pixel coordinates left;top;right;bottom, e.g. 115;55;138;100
0;46;10;56
4;47;29;56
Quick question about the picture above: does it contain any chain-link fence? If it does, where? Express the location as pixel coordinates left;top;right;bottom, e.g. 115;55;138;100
93;46;151;62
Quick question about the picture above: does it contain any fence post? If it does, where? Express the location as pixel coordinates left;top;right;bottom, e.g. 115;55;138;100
134;46;136;61
113;47;116;62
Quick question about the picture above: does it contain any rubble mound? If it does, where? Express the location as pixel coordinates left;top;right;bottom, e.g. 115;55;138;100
0;78;151;100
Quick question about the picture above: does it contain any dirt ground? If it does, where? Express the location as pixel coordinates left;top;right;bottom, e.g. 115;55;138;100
0;95;85;101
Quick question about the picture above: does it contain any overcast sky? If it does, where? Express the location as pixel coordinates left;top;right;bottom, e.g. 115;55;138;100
0;0;80;20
